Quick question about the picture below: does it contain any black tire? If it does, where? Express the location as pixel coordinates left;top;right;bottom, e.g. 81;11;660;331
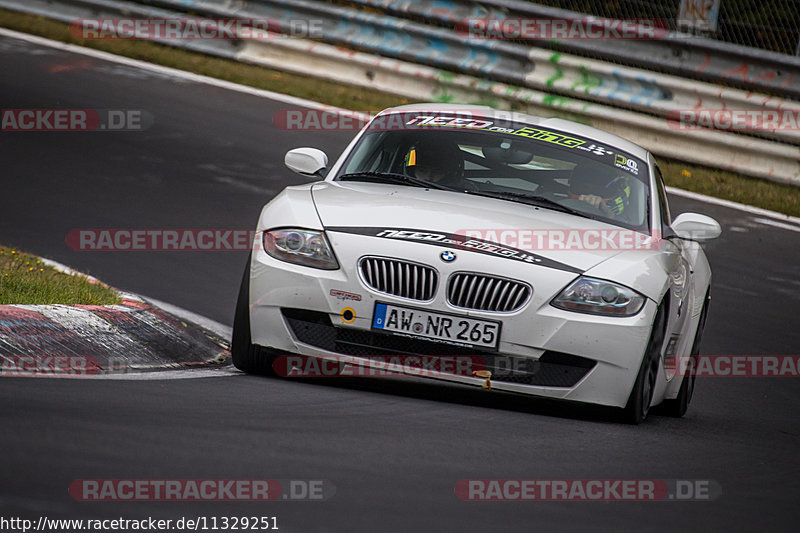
231;253;277;375
623;302;667;424
662;290;710;417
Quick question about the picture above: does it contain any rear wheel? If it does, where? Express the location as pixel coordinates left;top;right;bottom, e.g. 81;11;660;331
231;253;277;375
662;290;710;417
623;302;667;424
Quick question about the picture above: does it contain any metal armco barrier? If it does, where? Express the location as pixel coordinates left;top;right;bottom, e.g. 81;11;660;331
348;0;800;101
2;0;798;186
99;0;800;146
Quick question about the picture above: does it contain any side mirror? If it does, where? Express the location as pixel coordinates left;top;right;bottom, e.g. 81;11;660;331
284;147;328;177
670;213;722;242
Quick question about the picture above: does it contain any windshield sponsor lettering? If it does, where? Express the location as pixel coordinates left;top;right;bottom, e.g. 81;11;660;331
509;126;585;148
396;114;645;178
614;154;640;175
405;115;493;129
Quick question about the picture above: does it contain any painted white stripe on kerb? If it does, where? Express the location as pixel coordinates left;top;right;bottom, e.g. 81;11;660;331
13;304;118;334
8;304;182;369
143;296;232;341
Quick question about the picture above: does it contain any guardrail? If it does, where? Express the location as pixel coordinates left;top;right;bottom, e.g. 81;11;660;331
345;0;800;101
1;0;799;186
78;0;800;147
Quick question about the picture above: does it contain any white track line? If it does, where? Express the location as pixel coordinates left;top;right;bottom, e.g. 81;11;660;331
667;187;800;224
749;216;800;233
0;27;367;119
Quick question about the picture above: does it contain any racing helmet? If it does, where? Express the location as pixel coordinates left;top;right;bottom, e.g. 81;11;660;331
406;138;464;184
571;166;631;216
603;175;632;216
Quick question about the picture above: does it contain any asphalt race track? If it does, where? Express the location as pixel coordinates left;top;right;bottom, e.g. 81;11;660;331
2;34;799;532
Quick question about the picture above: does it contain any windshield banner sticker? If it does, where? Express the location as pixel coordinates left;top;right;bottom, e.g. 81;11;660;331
397;114;645;177
326;227;584;274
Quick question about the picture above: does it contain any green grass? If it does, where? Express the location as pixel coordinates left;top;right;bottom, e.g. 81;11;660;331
0;246;121;305
660;160;800;216
2;8;799;217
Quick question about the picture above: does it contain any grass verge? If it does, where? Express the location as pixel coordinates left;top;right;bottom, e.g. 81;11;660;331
0;246;121;305
660;160;800;217
2;8;799;217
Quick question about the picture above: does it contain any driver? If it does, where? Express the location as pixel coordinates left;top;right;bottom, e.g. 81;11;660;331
572;173;631;219
407;139;465;186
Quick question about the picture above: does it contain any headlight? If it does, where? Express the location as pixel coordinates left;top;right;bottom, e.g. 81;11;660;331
551;277;645;316
262;229;339;270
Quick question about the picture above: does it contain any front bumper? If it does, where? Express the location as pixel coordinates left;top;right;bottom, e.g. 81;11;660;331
249;231;660;408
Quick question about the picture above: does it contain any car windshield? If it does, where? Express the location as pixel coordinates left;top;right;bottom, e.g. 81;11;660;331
335;113;651;231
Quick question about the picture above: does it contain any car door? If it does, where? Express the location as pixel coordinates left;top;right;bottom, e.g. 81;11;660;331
654;165;694;360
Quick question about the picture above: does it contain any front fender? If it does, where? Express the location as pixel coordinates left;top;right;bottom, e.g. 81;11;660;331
257;183;325;232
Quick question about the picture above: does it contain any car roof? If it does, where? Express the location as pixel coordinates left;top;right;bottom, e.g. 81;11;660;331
377;103;650;161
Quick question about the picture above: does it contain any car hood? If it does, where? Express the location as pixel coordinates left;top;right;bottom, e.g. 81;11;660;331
311;181;648;273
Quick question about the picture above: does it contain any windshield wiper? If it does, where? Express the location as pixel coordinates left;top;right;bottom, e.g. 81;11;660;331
462;190;589;217
336;171;454;190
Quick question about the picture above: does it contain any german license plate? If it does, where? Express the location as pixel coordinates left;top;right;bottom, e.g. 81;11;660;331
372;302;501;351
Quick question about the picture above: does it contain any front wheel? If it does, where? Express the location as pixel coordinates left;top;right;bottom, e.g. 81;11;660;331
662;290;710;417
231;253;277;375
622;302;667;424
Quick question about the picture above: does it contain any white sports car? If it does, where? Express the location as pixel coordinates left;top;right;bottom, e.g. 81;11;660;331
232;104;721;423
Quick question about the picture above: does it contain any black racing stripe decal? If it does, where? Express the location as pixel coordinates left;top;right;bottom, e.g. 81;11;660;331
326;227;584;274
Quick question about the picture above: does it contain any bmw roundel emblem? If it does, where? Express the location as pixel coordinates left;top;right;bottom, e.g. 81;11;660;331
440;251;456;262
